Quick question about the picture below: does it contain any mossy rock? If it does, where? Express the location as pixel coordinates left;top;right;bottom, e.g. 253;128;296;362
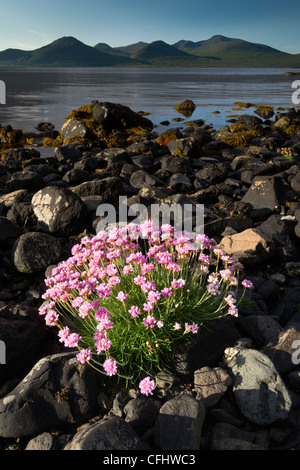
221;129;261;148
254;105;274;119
233;102;252;109
174;99;196;117
156;128;183;146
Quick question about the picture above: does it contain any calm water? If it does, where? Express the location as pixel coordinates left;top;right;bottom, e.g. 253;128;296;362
0;67;298;134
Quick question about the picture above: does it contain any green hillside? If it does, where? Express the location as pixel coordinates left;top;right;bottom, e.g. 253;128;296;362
0;34;299;67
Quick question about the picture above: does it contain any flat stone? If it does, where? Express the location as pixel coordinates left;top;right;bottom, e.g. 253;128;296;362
65;415;150;450
193;366;233;407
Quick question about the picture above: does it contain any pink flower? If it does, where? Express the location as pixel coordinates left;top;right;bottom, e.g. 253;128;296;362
139;376;156;396
76;348;92;364
123;264;134;275
58;326;70;343
45;310;59;326
143;315;157;328
143;302;154;312
103;358;118;376
116;291;129;302
147;290;161;304
242;279;254;290
65;332;82;348
128;305;141;318
171;278;185;289
173;322;181;330
161;287;172;299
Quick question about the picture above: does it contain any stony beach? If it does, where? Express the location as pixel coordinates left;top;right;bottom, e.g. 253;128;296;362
1;99;300;451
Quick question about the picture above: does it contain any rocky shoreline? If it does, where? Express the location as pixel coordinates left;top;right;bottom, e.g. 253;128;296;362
1;100;300;451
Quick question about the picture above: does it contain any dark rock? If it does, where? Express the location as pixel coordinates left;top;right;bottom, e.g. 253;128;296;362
154;392;205;450
12;232;62;274
62;168;89;185
0;305;47;383
71;177;124;202
167;137;202;159
160;155;193;175
174;100;196;117
31;186;87;236
8;171;44;192
0;352;99;438
194;162;228;185
167;173;193;192
0;217;20;243
241;176;282;213
54;144;83;163
123;396;159;434
129;169;165;189
7;202;37;230
35;122;55;132
173;317;241;381
93;102;153;131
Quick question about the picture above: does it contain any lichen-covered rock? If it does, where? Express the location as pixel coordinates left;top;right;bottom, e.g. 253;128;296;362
31;186;87;235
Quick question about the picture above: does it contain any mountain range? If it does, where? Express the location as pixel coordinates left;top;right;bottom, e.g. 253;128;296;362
0;35;299;68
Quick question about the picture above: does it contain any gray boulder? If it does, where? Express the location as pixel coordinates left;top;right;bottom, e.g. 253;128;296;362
224;347;292;425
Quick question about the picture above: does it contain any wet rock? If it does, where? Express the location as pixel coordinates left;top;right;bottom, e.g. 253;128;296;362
65;415;150;450
12;232;62;274
93;102;153;131
0;352;99;438
174;100;196;117
31;186;87;236
224;347;292;425
154;392;205;450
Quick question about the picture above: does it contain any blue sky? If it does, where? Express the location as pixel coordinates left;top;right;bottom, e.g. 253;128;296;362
1;0;300;53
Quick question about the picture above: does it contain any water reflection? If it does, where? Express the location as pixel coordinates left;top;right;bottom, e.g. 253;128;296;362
0;67;297;132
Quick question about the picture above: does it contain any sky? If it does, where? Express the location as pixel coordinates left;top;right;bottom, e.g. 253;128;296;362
0;0;300;54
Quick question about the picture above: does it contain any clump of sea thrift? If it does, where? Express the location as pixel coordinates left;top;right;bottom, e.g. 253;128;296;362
39;222;253;395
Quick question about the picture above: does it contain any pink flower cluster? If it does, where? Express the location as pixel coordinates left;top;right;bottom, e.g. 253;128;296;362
39;221;254;395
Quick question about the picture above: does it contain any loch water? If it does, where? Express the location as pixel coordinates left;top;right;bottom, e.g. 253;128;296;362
0;66;298;133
